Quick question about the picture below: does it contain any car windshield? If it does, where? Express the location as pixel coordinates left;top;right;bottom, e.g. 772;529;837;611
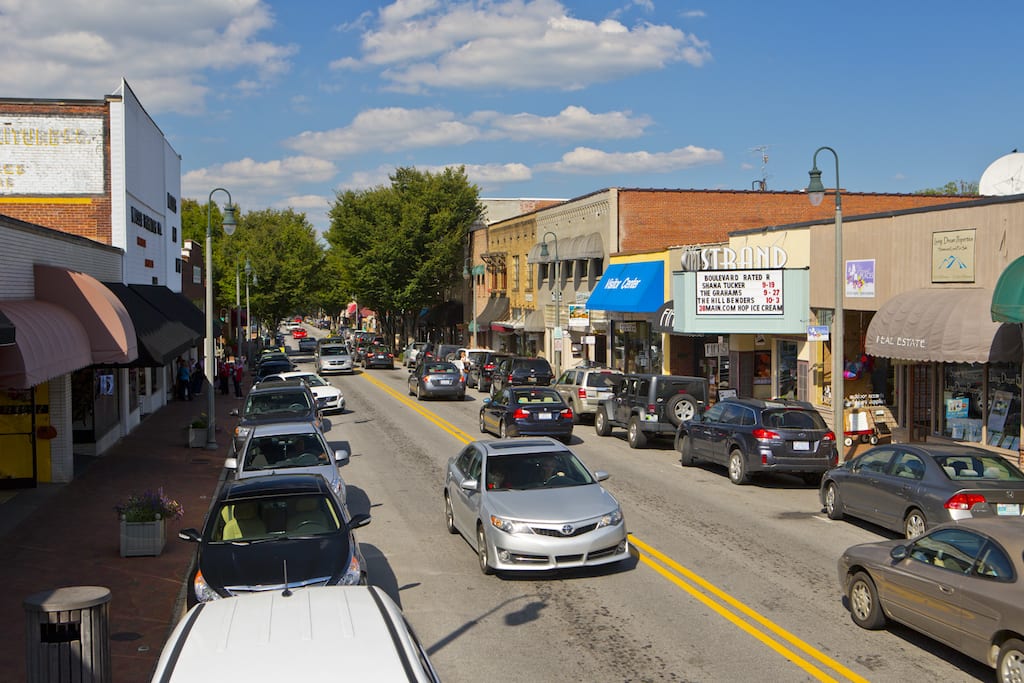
762;409;827;430
520;359;550;371
321;346;347;357
210;494;341;542
243;432;329;471
302;375;329;387
244;392;312;416
512;390;562;405
935;454;1024;481
484;452;593;491
585;371;621;388
424;362;458;374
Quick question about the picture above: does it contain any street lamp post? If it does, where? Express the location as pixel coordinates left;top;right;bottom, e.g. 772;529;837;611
807;147;844;444
244;259;253;364
462;259;477;347
205;188;236;449
539;231;560;373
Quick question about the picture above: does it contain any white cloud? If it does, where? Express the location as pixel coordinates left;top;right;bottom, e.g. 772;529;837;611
286;107;481;156
0;0;295;114
338;0;710;91
473;106;650;141
539;145;723;174
279;194;332;212
182;156;337;200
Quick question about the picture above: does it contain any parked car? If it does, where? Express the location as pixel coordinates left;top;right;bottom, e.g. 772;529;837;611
675;397;837;485
479;386;574;443
838;518;1024;681
229;380;322;455
408;360;465;400
364;345;395;369
224;422;348;502
594;373;708;448
177;473;371;607
467;351;513;393
490;356;555;396
443;438;629;574
316;343;353;375
259;371;345;413
253;359;295;384
821;442;1024;539
553;366;623;424
403;341;429;367
151;585;440;683
435;343;461;362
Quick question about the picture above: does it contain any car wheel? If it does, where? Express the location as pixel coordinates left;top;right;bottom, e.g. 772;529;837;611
571;400;581;425
499;420;508;439
479;411;488;434
665;394;698;427
904;508;927;539
408;382;414;396
444;494;458;535
824;482;845;520
594;409;611;436
847;571;886;630
417;384;425;400
627;417;647;449
998;638;1024;683
678;434;696;466
728;449;749;485
477;524;494;575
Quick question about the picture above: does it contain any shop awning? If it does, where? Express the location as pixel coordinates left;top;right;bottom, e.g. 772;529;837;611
0;310;14;346
34;265;138;364
105;283;199;366
652;300;675;334
992;255;1024;323
585;261;665;313
476;296;509;328
492;313;525;332
0;300;92;388
527;232;604;264
129;284;205;340
524;307;546;333
866;288;1022;363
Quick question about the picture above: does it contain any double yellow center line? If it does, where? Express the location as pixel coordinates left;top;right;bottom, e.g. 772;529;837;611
358;371;868;682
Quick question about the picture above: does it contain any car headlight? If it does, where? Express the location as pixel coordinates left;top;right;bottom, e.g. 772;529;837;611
596;507;623;529
338;551;363;585
234;426;251;440
193;570;224;603
489;514;533;534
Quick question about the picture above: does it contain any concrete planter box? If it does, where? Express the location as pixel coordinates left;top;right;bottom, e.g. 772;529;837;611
187;427;206;448
119;518;166;557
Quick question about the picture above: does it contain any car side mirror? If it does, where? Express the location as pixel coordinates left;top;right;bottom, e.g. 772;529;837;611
177;528;202;543
348;513;372;530
593;470;609;482
482;398;491;405
461;478;479;492
229;408;240;417
890;545;909;562
224;457;238;469
334;448;349;466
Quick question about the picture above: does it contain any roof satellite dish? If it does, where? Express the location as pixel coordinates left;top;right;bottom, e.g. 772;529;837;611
979;152;1024;196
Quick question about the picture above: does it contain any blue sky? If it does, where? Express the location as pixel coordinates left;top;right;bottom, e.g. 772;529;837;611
2;1;1022;233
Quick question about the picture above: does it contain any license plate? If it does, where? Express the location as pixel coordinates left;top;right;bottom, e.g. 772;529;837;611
997;503;1021;516
538;412;552;420
793;441;810;451
527;377;537;383
439;379;452;385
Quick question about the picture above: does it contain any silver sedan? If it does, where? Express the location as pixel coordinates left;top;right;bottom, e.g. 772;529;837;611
443;438;629;574
820;442;1024;539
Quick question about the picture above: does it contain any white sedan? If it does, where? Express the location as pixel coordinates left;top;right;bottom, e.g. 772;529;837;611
260;371;345;413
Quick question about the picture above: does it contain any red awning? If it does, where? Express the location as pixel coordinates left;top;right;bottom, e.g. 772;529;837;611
0;300;92;388
34;264;138;364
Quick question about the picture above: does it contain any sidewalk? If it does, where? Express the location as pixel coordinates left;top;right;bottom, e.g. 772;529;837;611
0;389;235;682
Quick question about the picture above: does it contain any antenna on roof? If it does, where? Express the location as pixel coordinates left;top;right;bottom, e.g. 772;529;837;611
749;145;771;191
281;560;292;597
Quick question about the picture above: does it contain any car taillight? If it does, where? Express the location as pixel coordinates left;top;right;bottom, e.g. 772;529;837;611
822;431;836;442
752;428;781;440
387;353;393;358
647;404;656;413
945;493;988;510
512;408;529;419
561;407;574;420
577;388;587;399
484;363;495;371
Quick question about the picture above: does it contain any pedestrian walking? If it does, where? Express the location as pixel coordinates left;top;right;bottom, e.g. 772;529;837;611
190;359;204;397
218;357;230;395
176;357;191;401
233;358;244;398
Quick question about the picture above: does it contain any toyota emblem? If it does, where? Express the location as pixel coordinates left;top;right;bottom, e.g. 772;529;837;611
561;524;574;535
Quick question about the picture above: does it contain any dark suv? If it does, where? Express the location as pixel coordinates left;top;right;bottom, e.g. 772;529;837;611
467;351;513;393
490;357;555;396
675;397;837;485
594;374;707;448
230;380;322;456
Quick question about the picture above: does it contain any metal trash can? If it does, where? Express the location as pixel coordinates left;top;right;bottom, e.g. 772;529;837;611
24;586;111;683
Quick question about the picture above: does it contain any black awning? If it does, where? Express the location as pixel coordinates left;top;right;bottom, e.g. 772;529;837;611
105;283;197;366
0;309;14;346
475;296;510;327
129;284;207;339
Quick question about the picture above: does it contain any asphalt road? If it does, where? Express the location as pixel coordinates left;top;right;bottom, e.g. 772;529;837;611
290;335;990;682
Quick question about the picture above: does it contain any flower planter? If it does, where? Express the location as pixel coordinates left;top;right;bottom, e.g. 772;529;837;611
120;517;166;557
188;427;206;448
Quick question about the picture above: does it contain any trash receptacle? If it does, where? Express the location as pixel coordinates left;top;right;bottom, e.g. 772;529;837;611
24;586;111;683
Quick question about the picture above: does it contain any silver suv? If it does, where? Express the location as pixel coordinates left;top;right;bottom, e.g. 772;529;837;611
553;366;623;423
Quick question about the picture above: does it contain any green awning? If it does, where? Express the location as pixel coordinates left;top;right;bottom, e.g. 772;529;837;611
992;255;1024;322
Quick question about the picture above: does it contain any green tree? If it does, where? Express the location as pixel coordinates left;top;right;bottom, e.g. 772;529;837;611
326;166;482;344
917;180;979;196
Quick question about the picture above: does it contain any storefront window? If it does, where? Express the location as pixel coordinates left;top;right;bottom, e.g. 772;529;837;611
986;363;1021;451
943;364;984;443
612;321;662;374
942;362;1022;449
777;341;798;400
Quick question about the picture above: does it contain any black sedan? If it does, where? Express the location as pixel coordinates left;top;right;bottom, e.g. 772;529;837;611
839;518;1024;681
409;360;465;400
177;473;371;607
821;442;1024;539
479;386;574;443
363;345;395;369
